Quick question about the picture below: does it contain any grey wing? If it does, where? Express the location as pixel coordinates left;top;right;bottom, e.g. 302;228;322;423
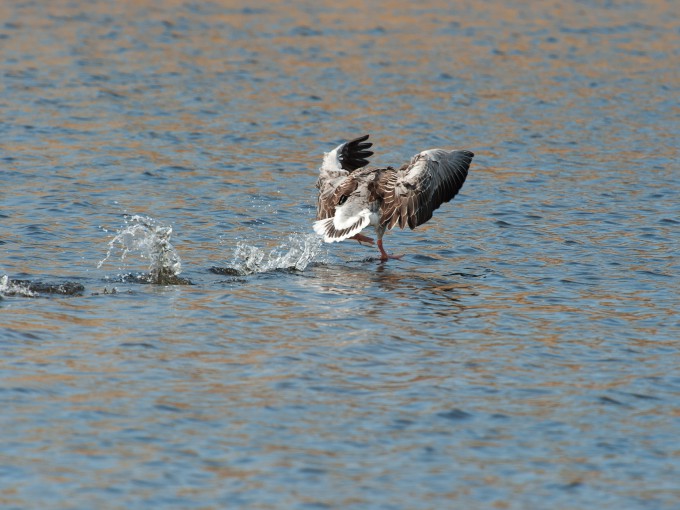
316;134;373;220
381;149;474;230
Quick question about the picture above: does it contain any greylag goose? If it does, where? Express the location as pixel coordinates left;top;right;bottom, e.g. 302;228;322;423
313;134;474;261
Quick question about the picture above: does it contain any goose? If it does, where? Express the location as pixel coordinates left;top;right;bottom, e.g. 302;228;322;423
313;134;474;261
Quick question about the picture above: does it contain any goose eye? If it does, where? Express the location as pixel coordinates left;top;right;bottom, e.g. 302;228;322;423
338;195;348;206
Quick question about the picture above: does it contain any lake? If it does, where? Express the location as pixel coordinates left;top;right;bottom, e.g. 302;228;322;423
1;0;679;508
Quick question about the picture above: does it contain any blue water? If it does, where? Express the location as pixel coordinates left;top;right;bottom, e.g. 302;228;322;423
2;1;679;508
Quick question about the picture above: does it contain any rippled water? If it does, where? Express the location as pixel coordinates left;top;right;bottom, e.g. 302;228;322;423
2;0;679;508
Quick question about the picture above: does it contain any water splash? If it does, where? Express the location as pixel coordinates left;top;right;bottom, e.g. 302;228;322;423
98;215;190;284
213;233;325;276
0;275;38;297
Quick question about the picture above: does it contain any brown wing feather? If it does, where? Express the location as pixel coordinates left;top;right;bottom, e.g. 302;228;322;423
316;176;359;220
316;183;337;220
380;149;474;230
332;178;359;205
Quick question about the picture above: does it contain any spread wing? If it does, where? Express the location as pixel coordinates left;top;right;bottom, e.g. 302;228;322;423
316;134;373;221
380;149;474;230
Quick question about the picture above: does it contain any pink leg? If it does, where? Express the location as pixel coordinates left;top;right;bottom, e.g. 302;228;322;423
377;239;403;261
351;233;374;245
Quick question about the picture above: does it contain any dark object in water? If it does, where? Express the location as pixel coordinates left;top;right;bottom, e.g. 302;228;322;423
120;267;193;285
8;280;85;296
210;266;244;276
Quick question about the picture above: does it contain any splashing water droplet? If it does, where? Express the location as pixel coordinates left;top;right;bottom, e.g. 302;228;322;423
0;275;38;297
97;215;185;284
223;233;325;275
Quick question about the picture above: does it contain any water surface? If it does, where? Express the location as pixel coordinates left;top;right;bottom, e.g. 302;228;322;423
1;0;679;508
